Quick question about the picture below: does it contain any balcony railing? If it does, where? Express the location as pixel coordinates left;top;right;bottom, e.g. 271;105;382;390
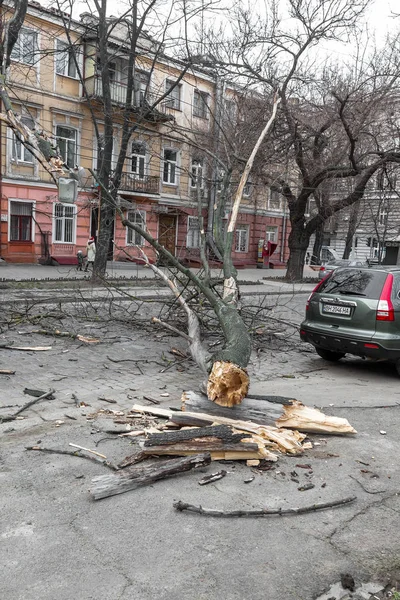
84;75;171;122
119;172;160;195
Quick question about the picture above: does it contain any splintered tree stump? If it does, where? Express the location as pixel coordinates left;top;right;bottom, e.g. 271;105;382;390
207;361;249;407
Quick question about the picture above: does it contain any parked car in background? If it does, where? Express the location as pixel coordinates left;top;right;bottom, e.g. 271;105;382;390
300;266;400;376
318;259;367;280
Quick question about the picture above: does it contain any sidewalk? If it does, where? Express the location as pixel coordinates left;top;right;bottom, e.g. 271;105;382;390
0;260;318;285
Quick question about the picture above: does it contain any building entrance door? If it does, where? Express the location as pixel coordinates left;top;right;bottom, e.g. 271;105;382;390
158;215;176;263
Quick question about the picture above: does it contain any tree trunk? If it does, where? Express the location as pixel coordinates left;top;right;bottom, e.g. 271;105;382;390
285;224;309;281
311;220;324;265
342;201;360;259
93;196;115;279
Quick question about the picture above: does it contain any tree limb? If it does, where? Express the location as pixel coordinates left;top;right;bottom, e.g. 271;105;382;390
173;496;357;517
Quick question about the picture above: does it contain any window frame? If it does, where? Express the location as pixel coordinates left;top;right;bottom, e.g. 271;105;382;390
193;89;209;119
55;39;78;79
165;79;182;110
126;210;146;246
56;125;78;169
10;27;37;66
11;115;35;164
266;225;278;243
162;148;179;185
379;207;388;226
130;141;147;179
8;200;35;242
53;202;77;244
186;216;200;249
190;158;205;189
268;189;282;211
234;225;249;253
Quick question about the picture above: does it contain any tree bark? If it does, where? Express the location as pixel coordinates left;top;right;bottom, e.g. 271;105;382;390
285;224;309;281
311;219;324;265
342;201;360;259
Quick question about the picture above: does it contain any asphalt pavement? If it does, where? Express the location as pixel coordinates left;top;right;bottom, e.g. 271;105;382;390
2;264;399;600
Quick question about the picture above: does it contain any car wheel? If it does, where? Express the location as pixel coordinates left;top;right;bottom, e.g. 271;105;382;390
315;347;345;362
395;360;400;377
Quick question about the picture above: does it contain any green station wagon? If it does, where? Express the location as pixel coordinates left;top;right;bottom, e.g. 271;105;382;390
300;266;400;375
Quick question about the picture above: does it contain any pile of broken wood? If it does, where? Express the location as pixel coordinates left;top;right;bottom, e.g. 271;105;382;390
90;391;356;502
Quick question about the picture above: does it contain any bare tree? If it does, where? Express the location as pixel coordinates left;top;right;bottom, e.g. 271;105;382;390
193;0;400;279
0;0;283;406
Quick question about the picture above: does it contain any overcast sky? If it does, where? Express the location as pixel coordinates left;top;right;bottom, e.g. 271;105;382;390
46;0;399;54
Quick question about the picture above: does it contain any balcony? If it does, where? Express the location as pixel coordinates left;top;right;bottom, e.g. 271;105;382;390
119;172;160;195
84;75;172;122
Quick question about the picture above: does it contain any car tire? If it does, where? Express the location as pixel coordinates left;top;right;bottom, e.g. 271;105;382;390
315;347;345;362
395;360;400;377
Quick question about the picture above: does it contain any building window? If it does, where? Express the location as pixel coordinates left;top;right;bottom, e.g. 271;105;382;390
11;28;37;65
11;115;35;163
269;190;282;210
224;99;236;122
127;210;146;246
136;70;150;105
10;202;33;241
96;133;114;171
56;40;78;78
186;216;200;248
190;159;204;189
266;226;278;243
379;208;388;226
131;142;146;178
56;126;77;168
165;79;181;110
235;225;249;253
193;90;209;119
243;181;252;197
163;149;178;185
54;203;76;243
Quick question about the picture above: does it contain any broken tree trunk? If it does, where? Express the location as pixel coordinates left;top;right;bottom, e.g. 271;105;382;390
182;392;356;435
91;453;212;500
183;391;294;426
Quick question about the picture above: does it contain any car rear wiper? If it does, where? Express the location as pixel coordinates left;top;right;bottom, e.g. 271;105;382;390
337;290;366;296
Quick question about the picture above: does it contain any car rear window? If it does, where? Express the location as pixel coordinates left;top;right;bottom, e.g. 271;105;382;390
318;268;387;299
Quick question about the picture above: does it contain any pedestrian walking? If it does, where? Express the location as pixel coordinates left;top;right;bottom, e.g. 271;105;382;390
76;250;84;271
85;237;96;271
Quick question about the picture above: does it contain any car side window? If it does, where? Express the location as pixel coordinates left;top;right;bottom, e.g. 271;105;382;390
393;276;400;306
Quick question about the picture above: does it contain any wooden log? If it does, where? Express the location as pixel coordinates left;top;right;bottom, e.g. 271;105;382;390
167;413;212;428
130;403;302;455
91;453;212;500
182;392;356;435
142;441;261;457
182;391;292;426
144;425;248;447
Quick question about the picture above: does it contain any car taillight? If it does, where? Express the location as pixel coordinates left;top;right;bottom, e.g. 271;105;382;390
306;277;328;310
319;266;325;272
376;273;394;321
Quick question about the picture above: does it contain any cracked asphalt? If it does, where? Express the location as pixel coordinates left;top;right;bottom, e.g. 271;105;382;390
1;278;400;600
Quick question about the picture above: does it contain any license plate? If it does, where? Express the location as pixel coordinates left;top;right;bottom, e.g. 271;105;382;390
322;304;351;315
